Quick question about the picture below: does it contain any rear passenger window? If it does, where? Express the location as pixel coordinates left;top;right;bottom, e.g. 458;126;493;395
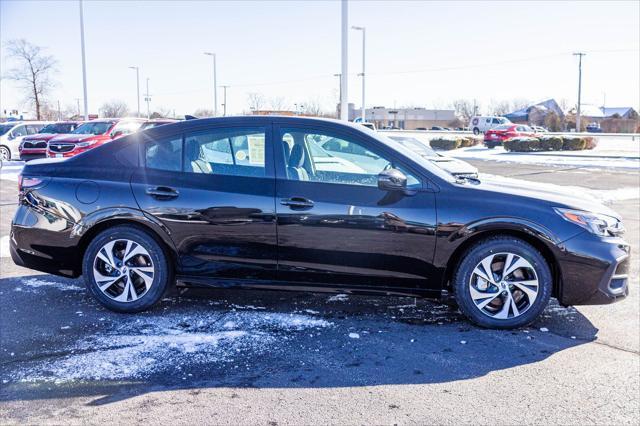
183;128;266;177
145;137;182;172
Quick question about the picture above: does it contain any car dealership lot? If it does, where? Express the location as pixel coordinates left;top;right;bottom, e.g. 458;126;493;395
1;160;638;424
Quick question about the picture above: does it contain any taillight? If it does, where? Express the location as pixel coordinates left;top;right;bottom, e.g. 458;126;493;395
18;175;47;192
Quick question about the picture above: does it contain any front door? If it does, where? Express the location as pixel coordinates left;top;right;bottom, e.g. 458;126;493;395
273;124;438;292
131;124;277;281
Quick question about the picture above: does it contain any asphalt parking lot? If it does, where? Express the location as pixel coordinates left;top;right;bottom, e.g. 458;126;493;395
1;160;638;424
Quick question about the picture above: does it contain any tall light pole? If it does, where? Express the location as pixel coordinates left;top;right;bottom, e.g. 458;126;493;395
573;52;586;132
204;52;218;116
75;98;81;117
352;25;365;123
333;73;342;108
144;78;151;119
129;66;140;117
78;0;89;120
340;0;349;121
221;85;229;116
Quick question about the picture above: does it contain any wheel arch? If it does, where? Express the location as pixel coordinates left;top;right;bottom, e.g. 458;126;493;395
74;209;178;274
442;221;562;299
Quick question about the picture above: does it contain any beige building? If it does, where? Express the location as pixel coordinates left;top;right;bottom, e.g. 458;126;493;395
346;104;457;130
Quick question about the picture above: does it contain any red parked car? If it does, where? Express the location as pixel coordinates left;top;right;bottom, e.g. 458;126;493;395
484;124;537;148
19;121;83;161
139;118;179;131
47;118;144;158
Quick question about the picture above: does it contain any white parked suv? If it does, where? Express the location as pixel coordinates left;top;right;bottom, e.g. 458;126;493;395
0;121;50;160
468;116;511;135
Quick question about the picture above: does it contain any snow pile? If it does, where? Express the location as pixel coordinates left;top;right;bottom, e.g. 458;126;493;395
10;310;332;382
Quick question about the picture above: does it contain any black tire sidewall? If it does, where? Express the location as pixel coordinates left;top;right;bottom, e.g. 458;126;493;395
82;225;171;313
453;237;552;329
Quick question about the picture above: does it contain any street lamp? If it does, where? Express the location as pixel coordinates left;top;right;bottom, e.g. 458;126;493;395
78;0;89;120
220;85;229;116
351;25;366;123
128;66;140;117
203;52;218;116
573;52;586;132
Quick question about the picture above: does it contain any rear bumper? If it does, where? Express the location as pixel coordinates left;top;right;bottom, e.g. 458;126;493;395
557;231;630;305
10;204;81;278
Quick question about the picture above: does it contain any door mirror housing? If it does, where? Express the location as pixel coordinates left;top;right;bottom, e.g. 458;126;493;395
378;168;407;192
7;132;15;140
110;130;124;139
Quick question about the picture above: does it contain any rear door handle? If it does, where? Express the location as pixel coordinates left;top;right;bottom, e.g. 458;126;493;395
146;186;179;199
280;197;314;210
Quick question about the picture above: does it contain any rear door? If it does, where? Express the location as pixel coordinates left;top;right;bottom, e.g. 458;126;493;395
273;123;438;292
130;122;277;281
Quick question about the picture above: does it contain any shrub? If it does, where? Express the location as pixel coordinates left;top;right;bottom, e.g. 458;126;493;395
539;135;563;151
429;137;461;150
562;136;586;151
583;136;598;150
459;136;482;147
503;137;541;152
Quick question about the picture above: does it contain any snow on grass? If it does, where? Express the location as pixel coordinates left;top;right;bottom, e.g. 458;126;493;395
9;310;332;382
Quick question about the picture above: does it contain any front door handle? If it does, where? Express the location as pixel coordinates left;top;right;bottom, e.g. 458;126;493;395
146;186;179;199
280;197;314;210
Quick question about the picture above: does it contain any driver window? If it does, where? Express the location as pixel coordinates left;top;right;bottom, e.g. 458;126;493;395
12;126;27;137
281;129;419;188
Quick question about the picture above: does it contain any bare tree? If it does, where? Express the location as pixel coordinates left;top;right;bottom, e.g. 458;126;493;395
488;99;511;116
510;98;531;111
99;100;129;118
246;92;266;111
4;39;57;120
451;99;477;121
301;98;325;116
193;108;214;117
268;96;288;111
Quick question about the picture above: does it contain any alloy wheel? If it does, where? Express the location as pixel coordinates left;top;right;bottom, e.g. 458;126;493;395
0;147;10;161
468;252;539;319
93;239;154;302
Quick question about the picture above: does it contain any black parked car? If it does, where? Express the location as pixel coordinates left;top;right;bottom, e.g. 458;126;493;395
11;116;630;329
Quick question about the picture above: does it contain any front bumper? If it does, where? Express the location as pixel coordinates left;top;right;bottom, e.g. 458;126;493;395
556;231;630;305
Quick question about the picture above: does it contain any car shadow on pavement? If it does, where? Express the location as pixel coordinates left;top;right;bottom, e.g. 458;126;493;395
0;274;599;406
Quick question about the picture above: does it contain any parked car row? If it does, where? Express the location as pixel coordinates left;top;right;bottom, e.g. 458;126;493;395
0;117;177;161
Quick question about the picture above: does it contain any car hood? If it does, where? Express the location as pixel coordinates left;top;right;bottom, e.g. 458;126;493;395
430;157;478;176
49;134;105;144
23;133;69;142
470;176;620;219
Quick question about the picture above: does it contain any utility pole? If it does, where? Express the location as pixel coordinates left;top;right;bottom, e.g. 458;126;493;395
573;52;586;132
221;85;229;116
75;98;81;117
204;52;218;116
352;25;366;122
129;66;140;117
57;100;61;120
333;73;342;109
340;0;349;121
144;78;151;119
78;0;89;120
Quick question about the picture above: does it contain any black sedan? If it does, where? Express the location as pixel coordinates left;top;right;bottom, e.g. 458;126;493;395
10;116;630;329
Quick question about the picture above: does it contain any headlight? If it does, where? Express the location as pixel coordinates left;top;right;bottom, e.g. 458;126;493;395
76;140;97;148
554;208;624;237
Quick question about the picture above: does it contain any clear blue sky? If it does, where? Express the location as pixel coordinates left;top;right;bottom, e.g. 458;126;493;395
1;0;638;117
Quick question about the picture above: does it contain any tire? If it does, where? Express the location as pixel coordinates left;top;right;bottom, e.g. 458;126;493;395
452;236;552;329
0;146;11;161
82;225;172;313
473;128;480;135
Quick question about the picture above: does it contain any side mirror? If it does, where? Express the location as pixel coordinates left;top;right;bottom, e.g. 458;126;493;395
111;130;124;139
378;168;407;192
7;132;14;140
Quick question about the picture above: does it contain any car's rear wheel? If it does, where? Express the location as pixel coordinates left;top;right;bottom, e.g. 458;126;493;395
473;128;480;135
82;225;171;312
0;146;11;161
453;236;552;329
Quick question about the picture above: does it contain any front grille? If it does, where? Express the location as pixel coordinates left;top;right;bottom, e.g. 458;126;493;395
23;140;48;149
49;143;75;153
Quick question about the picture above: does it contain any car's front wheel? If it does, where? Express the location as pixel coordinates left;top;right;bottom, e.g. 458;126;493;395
0;146;11;161
82;225;172;312
453;236;552;329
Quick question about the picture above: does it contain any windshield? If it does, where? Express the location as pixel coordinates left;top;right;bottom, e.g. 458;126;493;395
388;136;438;158
39;123;77;134
72;121;114;135
0;124;14;136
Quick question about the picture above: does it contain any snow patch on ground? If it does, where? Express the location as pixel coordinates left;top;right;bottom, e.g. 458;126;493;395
0;161;24;181
0;235;9;258
9;311;332;382
18;277;82;292
328;294;349;302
